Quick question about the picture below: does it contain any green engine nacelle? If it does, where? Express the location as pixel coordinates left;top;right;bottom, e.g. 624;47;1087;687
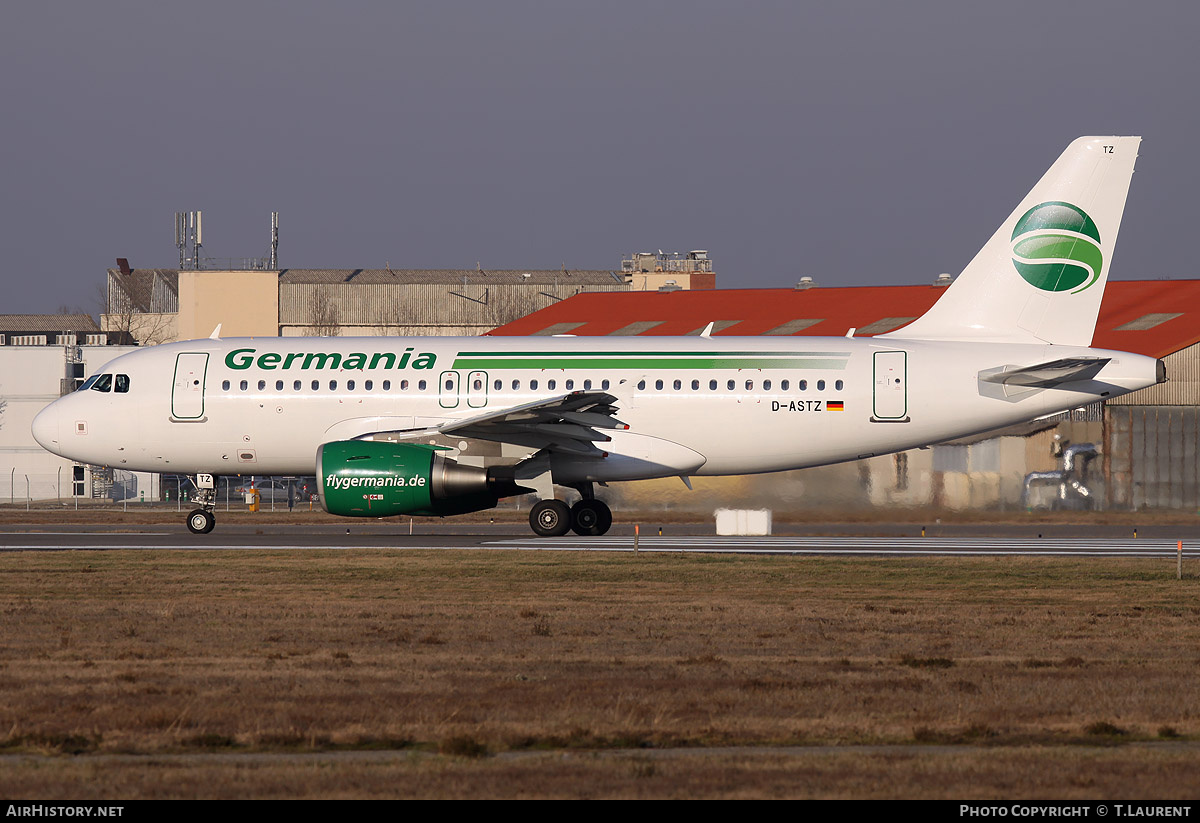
317;440;503;517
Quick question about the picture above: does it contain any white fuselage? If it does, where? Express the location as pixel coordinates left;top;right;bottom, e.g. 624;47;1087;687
32;335;1161;484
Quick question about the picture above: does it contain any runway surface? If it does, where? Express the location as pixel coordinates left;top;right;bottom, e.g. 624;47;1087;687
2;522;1200;557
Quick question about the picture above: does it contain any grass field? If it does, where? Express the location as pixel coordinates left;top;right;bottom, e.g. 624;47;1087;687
1;547;1198;798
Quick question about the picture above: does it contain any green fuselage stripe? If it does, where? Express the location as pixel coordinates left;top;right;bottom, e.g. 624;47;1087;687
451;357;849;370
454;350;851;358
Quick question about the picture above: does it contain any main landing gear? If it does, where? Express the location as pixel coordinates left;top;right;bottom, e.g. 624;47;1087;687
529;485;612;537
186;474;217;535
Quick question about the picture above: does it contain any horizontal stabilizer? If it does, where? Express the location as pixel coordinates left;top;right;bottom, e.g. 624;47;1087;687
980;357;1111;389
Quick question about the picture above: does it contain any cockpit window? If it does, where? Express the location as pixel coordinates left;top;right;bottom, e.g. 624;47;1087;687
79;375;99;391
91;374;112;393
114;374;130;393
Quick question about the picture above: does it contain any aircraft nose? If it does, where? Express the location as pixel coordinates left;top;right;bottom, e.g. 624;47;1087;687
31;402;62;452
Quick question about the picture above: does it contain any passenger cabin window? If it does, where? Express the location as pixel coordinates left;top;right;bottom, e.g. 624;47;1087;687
835;379;844;391
294;380;302;391
565;379;574;390
601;379;610;390
763;379;771;391
781;379;790;390
530;379;539;390
365;380;373;391
547;379;556;390
240;380;248;391
276;380;284;391
583;379;592;390
258;380;266;391
418;380;427;391
348;380;356;391
817;379;826;391
709;379;717;390
114;374;130;393
222;380;230;391
799;380;808;391
382;380;391;391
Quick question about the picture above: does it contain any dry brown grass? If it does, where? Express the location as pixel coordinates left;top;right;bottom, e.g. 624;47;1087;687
1;549;1199;797
4;746;1200;800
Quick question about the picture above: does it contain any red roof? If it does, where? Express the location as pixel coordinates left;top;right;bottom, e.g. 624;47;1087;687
487;281;1200;359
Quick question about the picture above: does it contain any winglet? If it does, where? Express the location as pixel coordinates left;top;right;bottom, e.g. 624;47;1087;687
209;324;222;340
700;322;715;338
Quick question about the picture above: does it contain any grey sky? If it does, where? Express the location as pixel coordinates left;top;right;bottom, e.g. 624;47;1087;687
3;1;1198;314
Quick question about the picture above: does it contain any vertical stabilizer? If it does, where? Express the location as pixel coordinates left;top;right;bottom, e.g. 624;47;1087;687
887;136;1140;346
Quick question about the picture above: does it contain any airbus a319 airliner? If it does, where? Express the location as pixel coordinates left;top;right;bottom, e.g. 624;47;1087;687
33;137;1164;536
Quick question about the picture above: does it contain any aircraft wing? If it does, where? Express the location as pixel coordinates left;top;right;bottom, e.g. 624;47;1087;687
357;391;628;458
979;357;1111;388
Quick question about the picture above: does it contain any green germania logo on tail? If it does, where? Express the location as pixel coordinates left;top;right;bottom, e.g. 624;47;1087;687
1010;201;1103;293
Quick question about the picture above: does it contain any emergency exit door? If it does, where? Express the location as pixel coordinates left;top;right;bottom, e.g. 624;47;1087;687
872;351;908;421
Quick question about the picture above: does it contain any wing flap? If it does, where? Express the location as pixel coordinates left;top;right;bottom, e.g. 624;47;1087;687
356;390;623;457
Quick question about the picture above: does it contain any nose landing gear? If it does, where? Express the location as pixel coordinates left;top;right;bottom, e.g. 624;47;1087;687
187;508;216;534
185;473;218;535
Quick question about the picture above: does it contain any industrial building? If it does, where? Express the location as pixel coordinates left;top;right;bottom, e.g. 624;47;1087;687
102;250;715;344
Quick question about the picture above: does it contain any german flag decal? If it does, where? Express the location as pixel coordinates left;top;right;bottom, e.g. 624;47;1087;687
827;401;845;412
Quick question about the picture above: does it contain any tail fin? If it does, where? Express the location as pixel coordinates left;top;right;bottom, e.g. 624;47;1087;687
888;136;1140;346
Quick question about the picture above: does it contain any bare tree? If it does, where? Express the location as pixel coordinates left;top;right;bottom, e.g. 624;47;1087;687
97;277;177;346
310;286;341;337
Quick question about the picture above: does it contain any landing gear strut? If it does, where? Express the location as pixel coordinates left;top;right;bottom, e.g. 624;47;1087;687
186;474;217;535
